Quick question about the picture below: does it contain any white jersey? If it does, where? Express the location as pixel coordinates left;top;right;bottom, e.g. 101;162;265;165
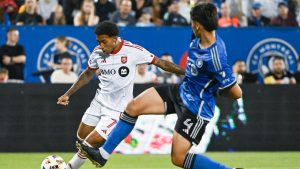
88;38;156;112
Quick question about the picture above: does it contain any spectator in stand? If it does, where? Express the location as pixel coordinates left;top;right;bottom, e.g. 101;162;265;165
0;28;26;82
110;0;136;26
232;60;257;84
218;1;240;27
156;53;180;84
74;0;99;26
46;4;66;25
136;7;154;26
294;59;300;83
51;56;78;83
47;35;73;70
95;0;116;22
0;0;18;25
228;0;254;26
61;0;82;25
163;1;188;26
0;68;9;83
287;0;300;25
134;64;157;84
16;0;44;25
264;56;296;85
247;2;270;27
271;1;298;27
34;35;73;83
38;0;58;22
151;0;171;26
178;0;190;23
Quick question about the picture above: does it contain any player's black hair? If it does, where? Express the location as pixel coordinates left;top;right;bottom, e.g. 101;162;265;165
190;3;218;32
94;21;119;37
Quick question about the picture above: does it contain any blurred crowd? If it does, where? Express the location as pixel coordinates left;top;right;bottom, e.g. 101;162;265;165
1;0;300;84
0;0;300;27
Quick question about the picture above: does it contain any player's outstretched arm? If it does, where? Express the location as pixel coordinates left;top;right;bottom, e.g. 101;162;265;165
153;58;185;75
219;83;242;100
57;68;96;106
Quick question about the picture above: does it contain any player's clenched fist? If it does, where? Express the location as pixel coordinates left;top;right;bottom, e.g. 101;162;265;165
57;95;70;106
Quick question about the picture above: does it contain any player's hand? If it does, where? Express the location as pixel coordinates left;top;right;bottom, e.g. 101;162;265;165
57;95;70;106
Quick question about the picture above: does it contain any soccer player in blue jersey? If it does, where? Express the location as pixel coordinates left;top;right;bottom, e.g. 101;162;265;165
78;3;242;169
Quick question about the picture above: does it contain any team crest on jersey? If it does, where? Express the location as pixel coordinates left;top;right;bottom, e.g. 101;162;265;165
121;56;127;64
195;58;203;68
37;37;90;82
247;38;298;80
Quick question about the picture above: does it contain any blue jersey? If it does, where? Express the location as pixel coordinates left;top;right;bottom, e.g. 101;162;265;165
179;35;236;120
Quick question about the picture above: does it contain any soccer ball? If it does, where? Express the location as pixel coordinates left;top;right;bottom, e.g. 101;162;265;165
41;155;67;169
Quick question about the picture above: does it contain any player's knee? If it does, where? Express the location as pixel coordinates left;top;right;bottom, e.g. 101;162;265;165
125;100;141;117
170;152;185;167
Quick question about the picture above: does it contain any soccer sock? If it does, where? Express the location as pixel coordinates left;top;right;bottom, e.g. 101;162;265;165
101;111;137;158
67;151;87;169
183;153;231;169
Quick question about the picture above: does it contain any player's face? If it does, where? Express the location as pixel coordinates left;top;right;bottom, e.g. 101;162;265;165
96;35;118;54
191;21;200;37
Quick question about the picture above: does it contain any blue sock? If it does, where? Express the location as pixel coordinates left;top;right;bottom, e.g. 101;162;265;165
184;153;231;169
102;112;137;154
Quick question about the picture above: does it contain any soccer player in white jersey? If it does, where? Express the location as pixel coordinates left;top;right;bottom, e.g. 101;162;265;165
56;21;185;169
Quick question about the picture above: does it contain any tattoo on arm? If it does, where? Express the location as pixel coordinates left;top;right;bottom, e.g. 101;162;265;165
154;58;185;75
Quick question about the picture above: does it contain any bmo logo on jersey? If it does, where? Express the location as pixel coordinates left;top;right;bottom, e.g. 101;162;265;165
119;66;129;77
37;37;90;82
247;38;298;80
101;69;116;75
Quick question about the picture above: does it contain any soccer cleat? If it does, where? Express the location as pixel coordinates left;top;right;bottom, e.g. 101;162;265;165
76;141;107;168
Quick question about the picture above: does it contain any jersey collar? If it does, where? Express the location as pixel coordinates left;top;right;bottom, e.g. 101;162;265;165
111;38;124;54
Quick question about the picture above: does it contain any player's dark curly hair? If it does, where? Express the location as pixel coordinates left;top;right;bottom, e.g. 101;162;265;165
190;3;218;32
94;21;119;37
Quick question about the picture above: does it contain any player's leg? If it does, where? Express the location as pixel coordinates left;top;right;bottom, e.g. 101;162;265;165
67;122;95;169
78;86;168;167
172;112;231;169
84;107;120;148
67;99;101;169
190;106;221;154
100;87;165;153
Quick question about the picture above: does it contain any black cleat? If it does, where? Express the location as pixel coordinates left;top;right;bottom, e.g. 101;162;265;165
76;141;107;168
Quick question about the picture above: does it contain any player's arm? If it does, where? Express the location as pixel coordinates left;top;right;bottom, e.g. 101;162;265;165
219;83;242;99
57;68;96;106
152;57;185;75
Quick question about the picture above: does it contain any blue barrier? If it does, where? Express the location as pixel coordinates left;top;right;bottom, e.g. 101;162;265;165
0;26;299;83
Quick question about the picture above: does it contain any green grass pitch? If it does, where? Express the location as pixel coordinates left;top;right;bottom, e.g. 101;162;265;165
0;152;299;169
